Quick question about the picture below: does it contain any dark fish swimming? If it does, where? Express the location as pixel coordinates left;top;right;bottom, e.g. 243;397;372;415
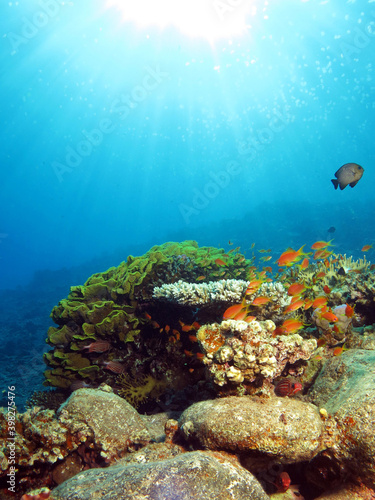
331;163;364;190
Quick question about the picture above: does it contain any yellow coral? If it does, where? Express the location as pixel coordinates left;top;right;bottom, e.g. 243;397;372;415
329;254;370;274
116;373;166;408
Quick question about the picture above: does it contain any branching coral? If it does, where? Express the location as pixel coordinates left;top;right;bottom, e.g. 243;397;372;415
153;279;249;306
244;281;291;322
153;279;292;322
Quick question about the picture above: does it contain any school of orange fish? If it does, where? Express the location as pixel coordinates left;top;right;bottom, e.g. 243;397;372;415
222;239;369;344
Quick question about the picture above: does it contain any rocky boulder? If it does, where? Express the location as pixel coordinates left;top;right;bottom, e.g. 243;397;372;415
58;386;151;463
50;450;270;500
308;349;375;488
179;395;325;463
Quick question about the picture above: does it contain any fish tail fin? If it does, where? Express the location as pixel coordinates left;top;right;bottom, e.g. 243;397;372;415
331;179;339;189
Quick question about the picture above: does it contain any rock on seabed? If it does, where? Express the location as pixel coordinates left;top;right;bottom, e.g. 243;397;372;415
179;396;325;463
50;450;270;500
58;387;151;462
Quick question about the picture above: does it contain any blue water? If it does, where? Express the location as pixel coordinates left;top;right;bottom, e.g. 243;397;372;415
1;0;375;290
0;1;374;405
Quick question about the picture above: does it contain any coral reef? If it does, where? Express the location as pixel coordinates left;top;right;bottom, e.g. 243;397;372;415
153;279;249;305
196;319;316;393
153;280;291;322
289;253;375;325
0;406;69;470
245;281;291;322
5;239;375;498
43;241;252;400
0;386;151;498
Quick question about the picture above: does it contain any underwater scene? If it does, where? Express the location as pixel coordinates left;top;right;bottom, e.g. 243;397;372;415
1;0;375;499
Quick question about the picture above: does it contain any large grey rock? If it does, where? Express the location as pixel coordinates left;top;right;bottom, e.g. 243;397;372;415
179;396;325;463
50;450;270;500
308;349;375;487
58;387;151;463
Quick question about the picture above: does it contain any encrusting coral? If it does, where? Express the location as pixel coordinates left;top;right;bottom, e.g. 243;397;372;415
197;319;317;394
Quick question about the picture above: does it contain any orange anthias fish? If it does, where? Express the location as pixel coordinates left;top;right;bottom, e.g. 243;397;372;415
275;318;305;335
314;249;333;260
244;315;256;323
251;296;271;306
245;280;264;295
361;244;373;252
232;309;249;321
283;299;305;314
283;318;304;333
304;298;314;310
311;239;334;250
299;257;309;270
312;296;328;309
277;246;306;267
287;282;306;296
333;346;344;356
345;304;355;318
223;303;247;320
260;255;272;262
321;310;338;322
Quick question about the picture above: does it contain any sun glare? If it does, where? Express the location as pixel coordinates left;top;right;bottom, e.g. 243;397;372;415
105;0;257;42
